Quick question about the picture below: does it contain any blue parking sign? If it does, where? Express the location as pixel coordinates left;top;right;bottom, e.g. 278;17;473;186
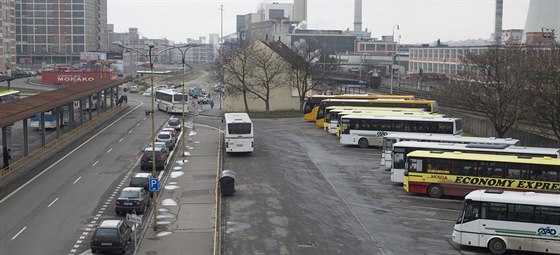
149;178;159;192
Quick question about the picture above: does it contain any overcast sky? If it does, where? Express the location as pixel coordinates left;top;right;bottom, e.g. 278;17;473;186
108;0;530;44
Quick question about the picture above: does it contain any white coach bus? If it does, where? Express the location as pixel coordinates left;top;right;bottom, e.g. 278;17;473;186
224;112;254;153
339;115;463;148
453;189;560;254
155;89;188;114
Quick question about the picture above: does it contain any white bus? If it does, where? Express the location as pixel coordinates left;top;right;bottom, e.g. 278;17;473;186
155;89;188;114
391;141;560;183
453;189;560;255
381;133;519;167
339;115;463;148
224;112;254;153
326;108;438;135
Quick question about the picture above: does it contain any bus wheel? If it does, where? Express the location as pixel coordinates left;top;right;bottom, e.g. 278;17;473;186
358;138;369;148
427;184;443;198
488;238;506;255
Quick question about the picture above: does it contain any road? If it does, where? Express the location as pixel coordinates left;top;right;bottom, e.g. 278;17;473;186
0;93;174;254
221;118;540;255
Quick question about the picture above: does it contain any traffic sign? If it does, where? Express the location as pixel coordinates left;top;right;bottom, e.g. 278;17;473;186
149;178;159;192
126;213;142;224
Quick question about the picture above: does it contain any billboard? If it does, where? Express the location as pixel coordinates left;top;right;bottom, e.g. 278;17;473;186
80;52;107;62
41;71;118;86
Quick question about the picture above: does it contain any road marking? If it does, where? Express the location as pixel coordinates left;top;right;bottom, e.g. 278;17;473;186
92;160;99;167
128;130;132;134
107;148;113;153
12;227;27;240
0;101;143;204
118;138;124;143
136;123;140;127
73;176;82;184
47;197;59;208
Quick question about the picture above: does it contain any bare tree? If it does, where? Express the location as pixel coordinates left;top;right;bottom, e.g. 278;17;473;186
290;39;330;111
526;43;560;140
244;43;290;112
440;44;529;137
212;43;253;112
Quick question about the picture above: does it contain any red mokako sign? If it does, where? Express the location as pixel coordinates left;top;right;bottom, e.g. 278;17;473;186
41;71;118;86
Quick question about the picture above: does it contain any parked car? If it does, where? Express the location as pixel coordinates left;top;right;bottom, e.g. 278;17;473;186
142;90;151;97
129;86;139;93
115;187;151;215
166;118;182;131
154;141;170;154
140;146;168;171
197;94;210;104
155;84;168;90
161;127;178;142
90;219;131;254
156;131;175;150
129;172;153;195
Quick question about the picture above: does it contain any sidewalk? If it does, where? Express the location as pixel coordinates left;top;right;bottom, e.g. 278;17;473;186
136;121;221;255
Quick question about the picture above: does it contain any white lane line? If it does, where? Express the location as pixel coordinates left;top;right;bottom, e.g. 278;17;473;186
47;198;59;208
107;148;113;153
92;161;99;167
0;100;143;204
136;123;140;127
118;138;124;143
73;176;82;184
11;227;27;240
128;130;132;134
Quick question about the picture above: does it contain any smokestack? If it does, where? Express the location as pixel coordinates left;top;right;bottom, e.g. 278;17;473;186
354;0;362;32
293;0;307;23
494;0;503;42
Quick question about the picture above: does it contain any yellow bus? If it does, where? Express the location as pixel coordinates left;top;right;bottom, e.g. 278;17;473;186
404;150;560;198
315;98;439;127
302;94;415;121
0;89;20;104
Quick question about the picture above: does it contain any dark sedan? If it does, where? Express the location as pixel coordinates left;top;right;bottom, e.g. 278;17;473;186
115;187;151;215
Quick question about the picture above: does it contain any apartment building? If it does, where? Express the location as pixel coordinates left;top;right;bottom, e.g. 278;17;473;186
15;0;108;65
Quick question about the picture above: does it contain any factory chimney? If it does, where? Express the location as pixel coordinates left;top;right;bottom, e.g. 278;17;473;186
354;0;362;32
494;0;503;42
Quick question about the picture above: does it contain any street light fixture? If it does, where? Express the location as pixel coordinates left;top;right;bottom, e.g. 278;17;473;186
161;43;200;158
391;24;400;95
113;41;175;231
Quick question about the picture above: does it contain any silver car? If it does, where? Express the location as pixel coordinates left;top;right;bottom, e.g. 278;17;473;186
156;131;174;150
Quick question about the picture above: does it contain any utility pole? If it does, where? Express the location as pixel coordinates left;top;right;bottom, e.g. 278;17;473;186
219;4;224;43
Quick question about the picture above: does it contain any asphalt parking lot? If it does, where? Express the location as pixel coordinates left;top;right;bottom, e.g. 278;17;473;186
221;118;539;255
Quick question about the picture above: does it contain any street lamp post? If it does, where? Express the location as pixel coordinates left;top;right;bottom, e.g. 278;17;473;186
113;42;176;231
390;24;399;95
162;44;199;158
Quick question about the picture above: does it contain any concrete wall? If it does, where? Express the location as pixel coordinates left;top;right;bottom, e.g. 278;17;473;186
442;107;560;148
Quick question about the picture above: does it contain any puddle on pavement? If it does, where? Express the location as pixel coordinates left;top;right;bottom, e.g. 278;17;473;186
188;131;197;136
161;198;177;206
226;221;251;234
170;171;184;178
155;231;172;238
164;185;180;190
